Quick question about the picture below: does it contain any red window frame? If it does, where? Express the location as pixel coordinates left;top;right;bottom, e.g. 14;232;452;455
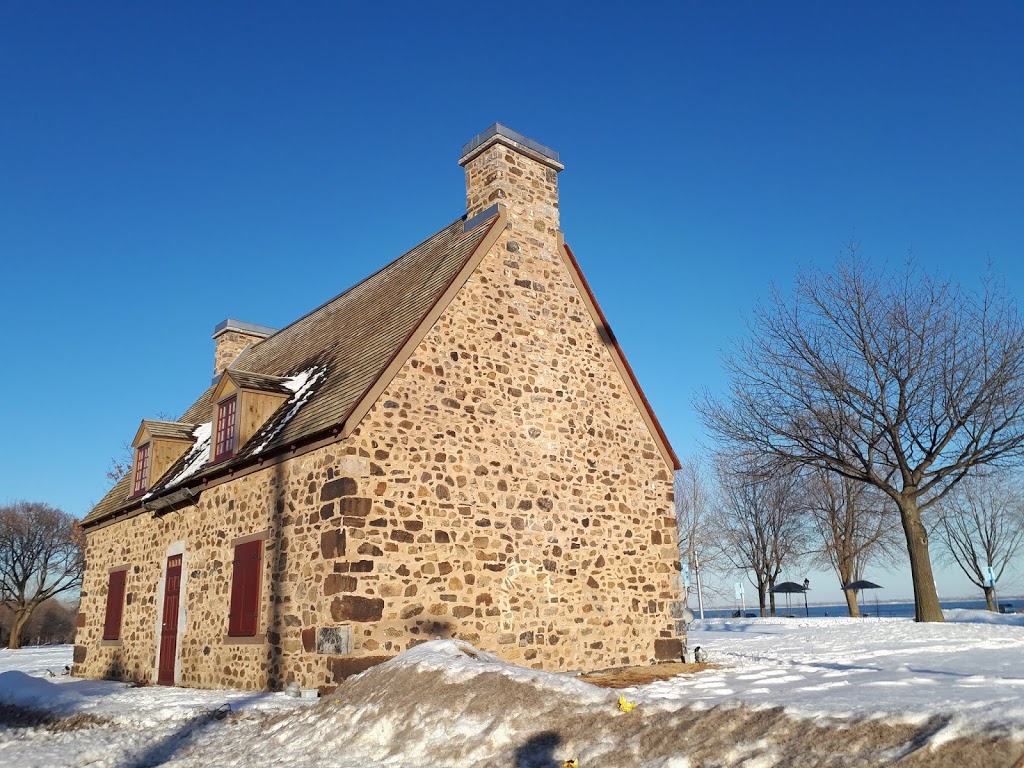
103;569;127;641
214;395;238;462
228;539;262;637
132;443;151;496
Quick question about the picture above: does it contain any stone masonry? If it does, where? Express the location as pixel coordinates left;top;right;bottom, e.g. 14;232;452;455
212;321;276;377
76;125;681;691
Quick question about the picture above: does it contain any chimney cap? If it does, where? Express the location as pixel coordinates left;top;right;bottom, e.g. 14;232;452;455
459;124;563;171
212;318;278;339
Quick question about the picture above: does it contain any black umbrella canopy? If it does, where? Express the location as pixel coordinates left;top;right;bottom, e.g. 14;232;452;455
770;581;808;594
843;580;883;591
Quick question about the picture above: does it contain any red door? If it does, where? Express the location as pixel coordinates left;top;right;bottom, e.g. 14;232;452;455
157;554;182;685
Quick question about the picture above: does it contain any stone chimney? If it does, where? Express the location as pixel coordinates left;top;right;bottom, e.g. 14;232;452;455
212;319;276;377
459;124;564;244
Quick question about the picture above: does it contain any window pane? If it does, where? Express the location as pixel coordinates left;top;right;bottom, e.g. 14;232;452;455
215;396;237;461
133;444;150;495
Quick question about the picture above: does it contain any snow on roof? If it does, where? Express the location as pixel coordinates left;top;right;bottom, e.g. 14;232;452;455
250;367;326;455
158;422;212;493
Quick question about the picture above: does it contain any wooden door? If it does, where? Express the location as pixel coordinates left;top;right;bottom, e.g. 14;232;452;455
157;554;182;685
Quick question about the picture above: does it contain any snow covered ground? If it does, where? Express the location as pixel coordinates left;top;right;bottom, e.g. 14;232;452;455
1;610;1022;767
654;610;1024;727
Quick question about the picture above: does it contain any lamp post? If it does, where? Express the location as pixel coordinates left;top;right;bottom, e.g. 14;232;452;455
802;578;810;617
693;550;706;621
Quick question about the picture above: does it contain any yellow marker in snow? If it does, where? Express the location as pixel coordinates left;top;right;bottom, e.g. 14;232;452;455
617;694;636;712
563;759;579;768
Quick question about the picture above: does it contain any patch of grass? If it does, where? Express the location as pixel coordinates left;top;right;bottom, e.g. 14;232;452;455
0;703;107;732
580;661;716;688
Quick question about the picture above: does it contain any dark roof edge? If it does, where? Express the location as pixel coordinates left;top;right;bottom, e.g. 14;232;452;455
459;124;564;171
463;204;500;233
561;241;682;472
331;207;507;437
227;215;475;361
213;318;278;338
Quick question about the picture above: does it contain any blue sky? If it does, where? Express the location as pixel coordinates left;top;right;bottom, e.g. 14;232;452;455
2;2;1022;604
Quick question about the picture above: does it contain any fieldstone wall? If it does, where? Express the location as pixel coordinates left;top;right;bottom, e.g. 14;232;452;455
76;478;280;688
76;136;680;691
77;220;679;690
462;136;561;239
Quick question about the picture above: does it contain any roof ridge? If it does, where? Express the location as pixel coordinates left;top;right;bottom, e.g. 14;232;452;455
83;211;502;528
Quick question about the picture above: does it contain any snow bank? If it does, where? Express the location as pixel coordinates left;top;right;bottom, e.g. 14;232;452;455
0;671;81;711
3;619;1024;768
945;607;1024;626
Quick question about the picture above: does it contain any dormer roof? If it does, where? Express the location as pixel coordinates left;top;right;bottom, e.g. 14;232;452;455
213;370;293;400
132;419;198;447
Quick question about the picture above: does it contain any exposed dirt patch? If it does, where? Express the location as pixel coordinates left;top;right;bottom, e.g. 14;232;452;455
580;661;716;688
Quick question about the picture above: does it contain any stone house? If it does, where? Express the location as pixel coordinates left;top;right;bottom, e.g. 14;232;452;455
76;125;683;691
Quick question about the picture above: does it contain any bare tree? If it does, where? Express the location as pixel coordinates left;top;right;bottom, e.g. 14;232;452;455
0;502;84;649
674;458;728;616
805;470;900;616
106;440;135;484
1;597;78;646
932;473;1024;611
714;454;808;616
700;254;1024;621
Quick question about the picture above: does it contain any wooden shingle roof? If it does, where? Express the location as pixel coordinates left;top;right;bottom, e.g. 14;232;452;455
140;420;197;441
84;212;503;527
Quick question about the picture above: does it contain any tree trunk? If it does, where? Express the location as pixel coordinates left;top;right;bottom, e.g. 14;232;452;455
8;606;34;650
757;585;767;617
769;593;777;617
984;585;997;612
844;589;861;617
897;496;944;622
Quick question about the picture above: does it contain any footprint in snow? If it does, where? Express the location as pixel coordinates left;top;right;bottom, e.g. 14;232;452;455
797;681;850;692
691;678;729;689
735;669;792;680
747;674;806;685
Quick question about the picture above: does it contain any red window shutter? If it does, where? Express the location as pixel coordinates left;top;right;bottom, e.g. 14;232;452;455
228;540;262;636
103;570;127;640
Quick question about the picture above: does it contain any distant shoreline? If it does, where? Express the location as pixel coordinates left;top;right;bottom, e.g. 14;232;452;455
702;595;1023;618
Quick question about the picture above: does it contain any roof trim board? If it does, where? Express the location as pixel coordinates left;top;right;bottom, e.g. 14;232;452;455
132;420;199;448
558;238;681;471
338;206;509;438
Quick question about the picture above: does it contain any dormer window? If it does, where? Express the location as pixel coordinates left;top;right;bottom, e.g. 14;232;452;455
208;370;298;464
128;419;199;500
214;395;238;462
132;443;151;496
